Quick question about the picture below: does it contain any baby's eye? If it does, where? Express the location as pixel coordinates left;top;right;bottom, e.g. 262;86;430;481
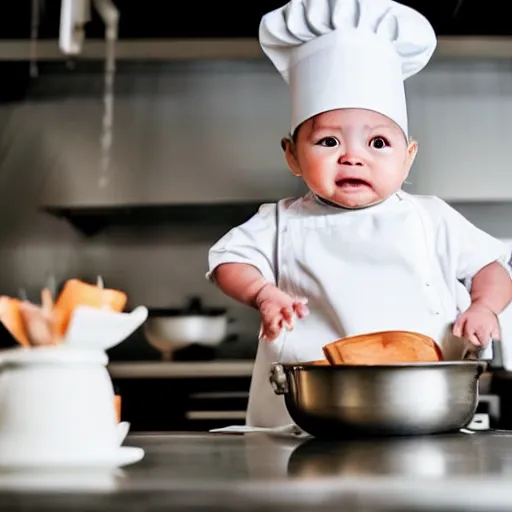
369;136;389;149
318;137;339;147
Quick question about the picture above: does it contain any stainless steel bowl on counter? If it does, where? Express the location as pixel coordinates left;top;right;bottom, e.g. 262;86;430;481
269;360;487;438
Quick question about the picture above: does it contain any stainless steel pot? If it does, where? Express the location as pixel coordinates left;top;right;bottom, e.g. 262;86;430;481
144;297;231;360
269;360;488;438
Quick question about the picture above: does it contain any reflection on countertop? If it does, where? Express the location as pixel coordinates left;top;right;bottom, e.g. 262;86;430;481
4;432;512;510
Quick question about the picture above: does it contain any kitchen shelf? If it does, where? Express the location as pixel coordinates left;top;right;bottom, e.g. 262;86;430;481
42;201;267;236
3;37;512;62
108;361;254;379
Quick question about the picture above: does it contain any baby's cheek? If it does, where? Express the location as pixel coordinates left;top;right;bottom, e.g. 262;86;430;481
303;164;334;191
374;170;406;196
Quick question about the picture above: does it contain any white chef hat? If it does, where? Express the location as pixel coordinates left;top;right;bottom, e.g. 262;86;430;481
259;0;437;137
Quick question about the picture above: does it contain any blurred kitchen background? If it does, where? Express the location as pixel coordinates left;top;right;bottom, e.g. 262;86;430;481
1;0;512;431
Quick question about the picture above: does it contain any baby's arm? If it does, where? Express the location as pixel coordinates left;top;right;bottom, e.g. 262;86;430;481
214;263;309;341
433;197;512;347
471;261;512;315
207;203;309;341
213;263;268;308
453;261;512;347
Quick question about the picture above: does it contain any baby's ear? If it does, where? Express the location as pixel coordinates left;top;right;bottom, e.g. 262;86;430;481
281;137;302;177
407;139;418;167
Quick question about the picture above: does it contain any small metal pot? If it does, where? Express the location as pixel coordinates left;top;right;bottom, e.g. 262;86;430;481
144;297;231;360
270;360;487;438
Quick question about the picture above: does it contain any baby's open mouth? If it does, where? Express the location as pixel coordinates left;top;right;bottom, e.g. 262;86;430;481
335;178;370;188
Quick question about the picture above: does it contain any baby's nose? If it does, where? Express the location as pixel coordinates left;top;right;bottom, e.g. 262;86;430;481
339;152;364;166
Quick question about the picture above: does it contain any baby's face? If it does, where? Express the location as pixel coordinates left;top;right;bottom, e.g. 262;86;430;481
284;109;417;208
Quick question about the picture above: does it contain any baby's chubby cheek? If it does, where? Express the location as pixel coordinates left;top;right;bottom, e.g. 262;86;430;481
302;166;336;193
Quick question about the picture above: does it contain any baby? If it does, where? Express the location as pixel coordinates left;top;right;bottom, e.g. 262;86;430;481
212;108;512;348
206;0;512;428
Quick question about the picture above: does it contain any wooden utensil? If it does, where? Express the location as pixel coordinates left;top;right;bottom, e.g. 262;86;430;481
52;279;127;337
323;330;443;365
19;288;60;346
0;297;30;346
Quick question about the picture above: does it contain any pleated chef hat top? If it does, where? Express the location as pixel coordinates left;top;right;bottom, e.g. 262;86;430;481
259;0;437;136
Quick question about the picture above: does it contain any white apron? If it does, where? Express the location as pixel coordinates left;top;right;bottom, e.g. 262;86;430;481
245;192;506;428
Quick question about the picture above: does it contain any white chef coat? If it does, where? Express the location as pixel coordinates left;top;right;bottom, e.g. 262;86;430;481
207;190;512;428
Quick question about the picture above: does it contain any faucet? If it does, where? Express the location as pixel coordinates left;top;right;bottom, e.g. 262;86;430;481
59;0;119;55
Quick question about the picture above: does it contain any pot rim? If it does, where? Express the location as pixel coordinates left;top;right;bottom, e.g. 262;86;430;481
279;360;487;370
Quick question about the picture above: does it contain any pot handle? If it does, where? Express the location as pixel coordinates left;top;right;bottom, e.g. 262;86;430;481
488;339;504;370
463;339;503;370
269;363;288;395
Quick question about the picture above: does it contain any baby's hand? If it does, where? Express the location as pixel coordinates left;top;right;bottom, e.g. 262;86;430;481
452;302;500;348
255;283;309;342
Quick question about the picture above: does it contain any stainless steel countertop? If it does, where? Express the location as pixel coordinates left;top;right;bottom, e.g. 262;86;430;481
3;432;512;511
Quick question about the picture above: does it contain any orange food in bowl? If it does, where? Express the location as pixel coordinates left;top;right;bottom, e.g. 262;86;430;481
53;279;127;337
322;331;442;366
114;394;122;423
0;297;30;346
